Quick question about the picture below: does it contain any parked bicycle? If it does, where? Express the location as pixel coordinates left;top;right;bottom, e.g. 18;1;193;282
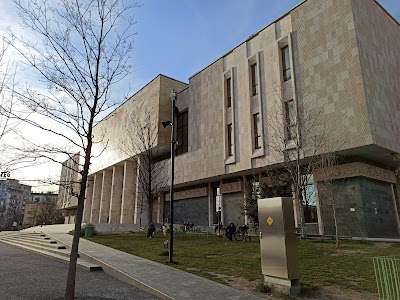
234;224;251;242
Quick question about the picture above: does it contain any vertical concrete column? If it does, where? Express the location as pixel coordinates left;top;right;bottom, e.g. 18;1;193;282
220;180;225;226
391;184;400;237
99;169;112;223
109;165;123;224
314;182;324;236
208;182;213;226
243;176;248;225
120;160;136;224
134;156;148;226
90;173;102;224
83;176;94;223
155;195;162;223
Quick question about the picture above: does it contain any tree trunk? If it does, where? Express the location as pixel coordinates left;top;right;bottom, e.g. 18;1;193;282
64;169;88;299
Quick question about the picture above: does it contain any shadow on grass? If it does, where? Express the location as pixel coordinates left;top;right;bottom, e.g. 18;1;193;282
298;283;319;297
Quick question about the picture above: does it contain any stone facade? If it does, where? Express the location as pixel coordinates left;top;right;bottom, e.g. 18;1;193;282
58;0;400;238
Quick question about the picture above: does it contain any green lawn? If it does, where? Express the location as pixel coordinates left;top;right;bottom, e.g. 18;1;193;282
87;232;400;295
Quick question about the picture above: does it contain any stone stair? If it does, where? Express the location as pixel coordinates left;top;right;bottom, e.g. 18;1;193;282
0;231;102;272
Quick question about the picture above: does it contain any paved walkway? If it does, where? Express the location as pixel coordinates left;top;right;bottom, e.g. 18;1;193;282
40;229;264;300
0;242;159;300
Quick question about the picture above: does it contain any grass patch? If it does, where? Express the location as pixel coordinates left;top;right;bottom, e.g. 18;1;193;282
87;232;400;294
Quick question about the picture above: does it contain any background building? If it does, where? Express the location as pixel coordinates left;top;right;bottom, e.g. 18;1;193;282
23;192;60;227
59;0;400;238
0;179;31;230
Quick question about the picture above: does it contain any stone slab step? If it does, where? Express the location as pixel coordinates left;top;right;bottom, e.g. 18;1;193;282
2;236;66;249
0;237;71;256
0;239;102;272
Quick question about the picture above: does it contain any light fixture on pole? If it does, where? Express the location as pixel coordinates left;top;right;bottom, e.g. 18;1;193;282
162;89;178;263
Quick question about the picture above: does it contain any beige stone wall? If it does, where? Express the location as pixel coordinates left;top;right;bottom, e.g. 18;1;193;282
351;0;400;153
57;153;80;209
290;0;373;152
90;75;187;175
173;0;378;186
174;60;227;185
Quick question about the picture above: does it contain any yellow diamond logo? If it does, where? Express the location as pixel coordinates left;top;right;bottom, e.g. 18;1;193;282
267;216;273;226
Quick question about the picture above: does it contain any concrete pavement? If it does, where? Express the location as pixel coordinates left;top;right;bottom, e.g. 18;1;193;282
0;242;160;300
48;232;264;300
8;224;264;300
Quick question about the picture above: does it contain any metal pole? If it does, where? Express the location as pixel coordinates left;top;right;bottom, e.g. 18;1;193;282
169;89;177;264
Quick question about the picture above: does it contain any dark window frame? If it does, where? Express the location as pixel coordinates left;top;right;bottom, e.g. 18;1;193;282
282;46;291;82
226;77;232;108
175;110;188;155
253;113;261;149
250;63;258;96
285;100;297;141
227;124;233;157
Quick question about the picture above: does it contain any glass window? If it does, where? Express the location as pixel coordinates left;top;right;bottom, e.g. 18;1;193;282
253;113;261;149
226;77;232;108
285;100;297;140
251;63;258;96
227;124;233;156
282;46;291;82
176;110;188;155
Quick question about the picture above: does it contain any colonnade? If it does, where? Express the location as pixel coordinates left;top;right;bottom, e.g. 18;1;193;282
82;159;149;225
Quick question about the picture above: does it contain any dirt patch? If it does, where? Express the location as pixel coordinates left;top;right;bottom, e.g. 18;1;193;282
330;249;368;256
314;285;378;300
205;272;378;300
374;242;392;248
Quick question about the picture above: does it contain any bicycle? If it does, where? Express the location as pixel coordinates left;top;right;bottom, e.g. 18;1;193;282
234;225;251;242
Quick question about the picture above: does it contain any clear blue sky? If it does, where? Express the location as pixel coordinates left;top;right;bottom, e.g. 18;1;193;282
131;0;400;88
0;0;398;191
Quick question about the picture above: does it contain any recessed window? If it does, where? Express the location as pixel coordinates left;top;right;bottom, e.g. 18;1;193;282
176;110;188;155
227;124;233;156
250;63;258;96
253;113;261;149
285;100;297;140
226;77;232;108
282;46;291;82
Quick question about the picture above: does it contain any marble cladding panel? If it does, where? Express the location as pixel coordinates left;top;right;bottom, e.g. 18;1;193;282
291;0;373;151
173;0;381;185
174;59;226;184
351;0;400;153
90;77;161;174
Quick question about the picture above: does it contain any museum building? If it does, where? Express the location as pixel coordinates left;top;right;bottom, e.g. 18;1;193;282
58;0;400;238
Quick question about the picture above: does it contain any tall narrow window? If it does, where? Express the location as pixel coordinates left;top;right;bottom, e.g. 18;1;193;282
253;113;261;149
226;77;232;108
251;63;258;96
176;110;188;155
282;46;291;82
227;124;233;156
285;100;297;140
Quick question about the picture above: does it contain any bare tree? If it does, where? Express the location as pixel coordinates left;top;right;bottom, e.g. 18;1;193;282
120;106;169;227
267;84;327;231
5;1;138;298
35;201;64;225
0;39;22;171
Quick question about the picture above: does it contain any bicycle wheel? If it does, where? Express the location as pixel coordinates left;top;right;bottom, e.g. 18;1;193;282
234;230;244;241
243;234;251;242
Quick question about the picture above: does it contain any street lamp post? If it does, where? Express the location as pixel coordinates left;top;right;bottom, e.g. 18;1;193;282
169;89;177;264
162;89;178;263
